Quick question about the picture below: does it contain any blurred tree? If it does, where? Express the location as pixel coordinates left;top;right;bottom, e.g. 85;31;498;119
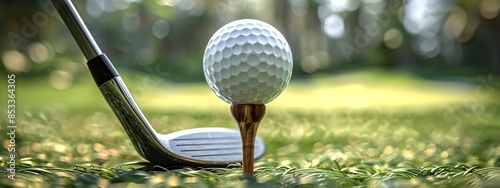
1;0;499;84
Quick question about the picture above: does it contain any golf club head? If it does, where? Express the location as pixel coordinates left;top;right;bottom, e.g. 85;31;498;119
98;69;265;168
160;128;266;163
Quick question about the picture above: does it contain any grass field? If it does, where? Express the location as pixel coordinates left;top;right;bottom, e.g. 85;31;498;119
1;70;500;187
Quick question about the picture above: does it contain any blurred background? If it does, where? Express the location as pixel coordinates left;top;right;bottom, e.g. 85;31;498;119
2;1;500;186
1;0;499;110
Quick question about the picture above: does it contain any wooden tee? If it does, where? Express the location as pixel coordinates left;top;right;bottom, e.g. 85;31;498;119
230;104;266;176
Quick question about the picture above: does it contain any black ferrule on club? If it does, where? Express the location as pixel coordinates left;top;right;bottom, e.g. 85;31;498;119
87;54;119;86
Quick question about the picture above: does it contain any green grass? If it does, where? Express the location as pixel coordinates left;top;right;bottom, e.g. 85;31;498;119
1;71;500;187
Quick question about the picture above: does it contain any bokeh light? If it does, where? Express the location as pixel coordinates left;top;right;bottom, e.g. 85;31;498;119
317;0;359;22
383;28;403;49
415;37;440;58
2;50;30;73
152;19;170;39
49;70;73;90
458;15;480;43
86;0;105;17
301;55;320;73
86;0;132;17
27;41;54;64
445;6;467;39
290;0;308;17
176;0;205;17
403;0;449;38
323;14;345;39
362;0;386;15
49;61;80;90
328;0;350;13
157;0;178;7
480;0;500;19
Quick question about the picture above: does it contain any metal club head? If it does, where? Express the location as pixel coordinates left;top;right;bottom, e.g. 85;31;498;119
160;128;265;163
51;0;266;168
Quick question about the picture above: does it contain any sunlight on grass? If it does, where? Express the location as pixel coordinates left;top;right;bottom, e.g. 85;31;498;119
140;72;475;111
2;102;500;187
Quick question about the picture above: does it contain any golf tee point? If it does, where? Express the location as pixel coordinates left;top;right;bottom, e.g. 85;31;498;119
230;104;266;176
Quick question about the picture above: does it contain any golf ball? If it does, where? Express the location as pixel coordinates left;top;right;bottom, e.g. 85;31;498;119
203;19;293;105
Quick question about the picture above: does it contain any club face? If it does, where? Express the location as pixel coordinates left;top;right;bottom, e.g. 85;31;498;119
159;128;266;163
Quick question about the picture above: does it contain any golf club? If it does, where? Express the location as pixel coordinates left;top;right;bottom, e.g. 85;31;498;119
51;0;265;168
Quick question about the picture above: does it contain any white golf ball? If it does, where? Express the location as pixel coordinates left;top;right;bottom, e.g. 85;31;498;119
203;19;293;105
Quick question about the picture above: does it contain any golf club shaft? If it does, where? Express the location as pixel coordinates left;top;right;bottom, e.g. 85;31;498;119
50;0;101;60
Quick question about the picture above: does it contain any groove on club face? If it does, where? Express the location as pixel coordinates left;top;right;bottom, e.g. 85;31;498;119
161;128;266;163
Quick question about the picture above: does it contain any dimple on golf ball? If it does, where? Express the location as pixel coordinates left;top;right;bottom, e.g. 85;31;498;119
203;19;293;104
